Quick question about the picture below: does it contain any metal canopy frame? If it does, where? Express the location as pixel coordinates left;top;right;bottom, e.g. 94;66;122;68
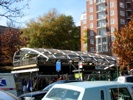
13;47;116;68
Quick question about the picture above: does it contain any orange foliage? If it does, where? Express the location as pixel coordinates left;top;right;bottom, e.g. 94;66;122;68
0;28;26;65
112;16;133;69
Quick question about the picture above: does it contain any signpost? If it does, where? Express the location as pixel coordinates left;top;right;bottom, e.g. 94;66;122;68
56;61;61;77
78;61;83;69
78;61;84;80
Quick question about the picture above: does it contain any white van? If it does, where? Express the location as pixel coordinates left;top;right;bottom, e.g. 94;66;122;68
0;73;17;96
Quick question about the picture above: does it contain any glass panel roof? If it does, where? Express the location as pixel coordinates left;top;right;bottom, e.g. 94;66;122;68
13;47;117;67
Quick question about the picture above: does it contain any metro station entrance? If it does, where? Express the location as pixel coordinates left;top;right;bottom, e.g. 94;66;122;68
11;47;118;91
11;47;117;80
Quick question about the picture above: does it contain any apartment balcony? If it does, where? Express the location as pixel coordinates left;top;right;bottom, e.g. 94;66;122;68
96;0;105;5
126;15;132;19
97;9;106;13
125;0;132;3
126;3;132;9
126;11;132;18
126;17;131;20
97;17;106;21
97;25;106;29
126;9;132;12
126;19;131;23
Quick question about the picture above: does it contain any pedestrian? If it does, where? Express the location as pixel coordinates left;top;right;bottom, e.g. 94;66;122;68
57;76;63;81
22;77;27;93
41;78;47;89
33;77;37;91
49;77;57;84
27;79;33;92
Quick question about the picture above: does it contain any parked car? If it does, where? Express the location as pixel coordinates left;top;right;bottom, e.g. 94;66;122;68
0;90;18;100
42;81;133;100
114;75;133;83
18;80;81;100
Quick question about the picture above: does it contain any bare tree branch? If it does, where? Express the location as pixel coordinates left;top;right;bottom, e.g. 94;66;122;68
0;0;30;23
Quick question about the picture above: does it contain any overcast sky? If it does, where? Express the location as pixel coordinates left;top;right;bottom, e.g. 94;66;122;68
0;0;86;27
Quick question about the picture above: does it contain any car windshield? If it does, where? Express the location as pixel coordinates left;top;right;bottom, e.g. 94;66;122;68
42;83;55;91
46;88;80;100
42;80;81;91
42;80;67;91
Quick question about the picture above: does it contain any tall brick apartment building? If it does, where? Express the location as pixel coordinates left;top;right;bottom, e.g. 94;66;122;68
80;0;133;55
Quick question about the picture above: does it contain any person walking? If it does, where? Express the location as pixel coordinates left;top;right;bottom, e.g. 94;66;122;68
27;79;33;92
22;78;27;93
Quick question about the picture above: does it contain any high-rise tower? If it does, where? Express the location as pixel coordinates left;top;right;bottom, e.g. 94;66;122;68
80;0;133;55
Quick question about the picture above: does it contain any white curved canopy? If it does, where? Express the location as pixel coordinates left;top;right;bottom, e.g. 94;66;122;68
13;47;117;68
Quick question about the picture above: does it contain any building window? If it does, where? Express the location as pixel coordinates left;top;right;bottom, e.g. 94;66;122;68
97;4;106;11
98;45;102;51
84;43;87;51
98;38;101;44
111;27;115;33
90;39;94;44
90;47;94;52
126;3;131;9
90;15;93;20
83;26;87;29
89;0;93;4
102;37;107;43
120;10;125;16
111;35;114;41
82;20;86;24
90;23;93;28
89;7;93;12
120;19;125;24
110;10;114;16
97;0;105;3
119;2;124;8
97;20;106;28
110;19;114;24
90;30;94;36
98;28;106;35
102;44;107;51
97;12;106;19
110;2;114;8
83;14;86;19
96;36;108;52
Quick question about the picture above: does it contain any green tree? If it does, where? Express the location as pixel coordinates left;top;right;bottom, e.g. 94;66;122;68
112;17;133;70
21;9;80;50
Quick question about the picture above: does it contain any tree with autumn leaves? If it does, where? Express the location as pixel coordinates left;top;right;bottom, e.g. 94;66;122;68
112;17;133;72
21;9;80;50
0;28;26;65
0;0;29;66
